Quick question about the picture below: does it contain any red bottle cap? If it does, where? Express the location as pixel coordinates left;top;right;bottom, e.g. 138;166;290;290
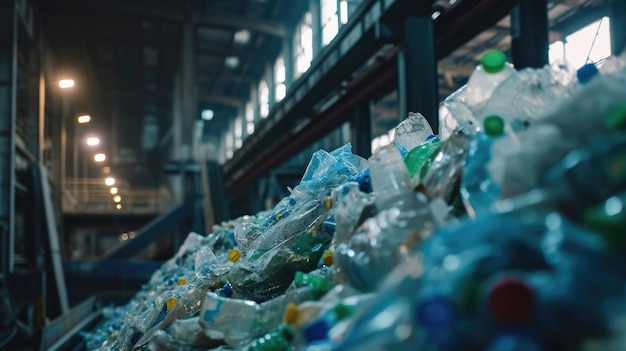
488;278;534;323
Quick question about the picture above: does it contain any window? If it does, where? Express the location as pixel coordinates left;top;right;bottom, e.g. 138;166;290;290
245;101;255;136
321;0;339;46
549;17;611;68
294;12;313;78
259;80;270;118
275;56;287;102
234;116;243;149
226;123;234;159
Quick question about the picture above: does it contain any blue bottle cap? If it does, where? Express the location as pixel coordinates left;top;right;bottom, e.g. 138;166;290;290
486;332;545;351
416;296;456;329
167;279;174;286
222;283;233;297
577;63;599;84
303;319;331;342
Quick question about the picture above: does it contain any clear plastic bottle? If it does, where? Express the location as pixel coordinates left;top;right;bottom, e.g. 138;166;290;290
368;145;413;210
464;50;517;109
460;115;505;218
392;112;435;155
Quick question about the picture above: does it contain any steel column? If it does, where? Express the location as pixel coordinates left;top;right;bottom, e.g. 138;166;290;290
397;16;439;131
0;1;17;274
511;0;549;69
350;100;372;159
611;1;626;56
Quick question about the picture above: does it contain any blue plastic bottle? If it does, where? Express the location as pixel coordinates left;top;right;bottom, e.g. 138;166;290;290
460;115;505;217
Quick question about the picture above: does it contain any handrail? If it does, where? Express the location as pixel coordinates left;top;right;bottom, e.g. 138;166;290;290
61;178;167;215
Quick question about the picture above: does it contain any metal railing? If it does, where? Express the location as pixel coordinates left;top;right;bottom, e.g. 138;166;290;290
62;178;166;215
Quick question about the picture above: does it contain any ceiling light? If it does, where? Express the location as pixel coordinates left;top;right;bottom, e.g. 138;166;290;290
105;177;115;186
129;231;136;239
110;187;118;195
201;109;214;121
113;195;122;203
116;204;122;210
102;167;111;174
77;115;91;123
121;232;128;240
86;137;100;146
234;29;250;44
59;79;75;89
225;56;240;68
94;153;106;162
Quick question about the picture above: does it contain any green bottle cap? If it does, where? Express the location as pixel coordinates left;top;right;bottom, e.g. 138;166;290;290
333;303;355;320
583;196;626;249
605;101;626;130
481;50;508;74
279;325;294;342
483;115;505;137
293;271;307;285
310;276;333;293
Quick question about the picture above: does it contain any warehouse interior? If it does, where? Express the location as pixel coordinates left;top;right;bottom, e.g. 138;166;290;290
1;0;625;349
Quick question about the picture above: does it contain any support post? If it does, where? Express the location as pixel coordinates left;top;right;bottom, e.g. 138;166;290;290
0;0;17;274
397;16;439;132
511;0;549;69
611;1;626;56
350;100;372;159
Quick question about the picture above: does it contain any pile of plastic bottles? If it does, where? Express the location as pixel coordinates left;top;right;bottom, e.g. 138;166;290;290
83;49;626;351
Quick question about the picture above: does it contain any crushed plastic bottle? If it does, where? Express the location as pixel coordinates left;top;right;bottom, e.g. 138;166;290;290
392;112;435;156
85;50;626;351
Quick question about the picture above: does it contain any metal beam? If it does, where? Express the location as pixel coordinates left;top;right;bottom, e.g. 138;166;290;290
224;0;519;194
193;13;288;38
49;0;288;37
198;94;245;108
102;198;194;259
197;74;254;84
196;45;246;58
0;1;17;274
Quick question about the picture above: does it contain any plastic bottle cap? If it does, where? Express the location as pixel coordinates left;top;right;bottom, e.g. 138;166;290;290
167;279;174;286
325;196;334;209
177;278;187;286
310;276;333;293
275;213;283;221
166;297;177;309
333;303;354;320
483;115;505;137
487;333;545;351
303;320;331;342
284;303;299;324
605;101;626;130
323;251;334;266
577;63;599;84
294;271;307;285
228;249;241;262
488;278;535;323
481;50;508;74
416;297;455;329
583;196;626;249
279;325;294;342
222;283;233;297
